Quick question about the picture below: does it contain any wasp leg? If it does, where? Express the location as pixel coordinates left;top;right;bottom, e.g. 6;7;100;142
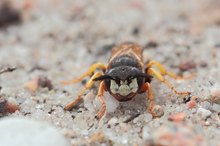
61;63;106;85
64;72;102;111
146;60;194;80
147;68;191;95
96;81;107;120
140;82;158;117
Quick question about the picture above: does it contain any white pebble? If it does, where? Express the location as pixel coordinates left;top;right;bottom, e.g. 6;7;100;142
84;91;96;112
0;117;71;146
94;92;119;113
108;117;118;125
119;123;130;132
142;126;151;140
201;101;212;110
144;113;153;123
133;116;139;124
80;129;89;136
153;105;164;117
105;92;120;113
152;120;161;128
212;104;220;113
210;86;220;104
197;108;212;120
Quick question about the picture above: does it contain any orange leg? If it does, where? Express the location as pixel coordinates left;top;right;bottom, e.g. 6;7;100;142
140;82;157;117
146;60;195;80
95;81;107;120
61;63;106;85
64;72;102;110
147;68;191;95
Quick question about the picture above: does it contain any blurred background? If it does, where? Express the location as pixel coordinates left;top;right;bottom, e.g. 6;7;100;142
0;0;220;145
0;0;220;84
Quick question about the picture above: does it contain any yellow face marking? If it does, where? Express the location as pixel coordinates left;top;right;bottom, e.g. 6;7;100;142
110;78;138;96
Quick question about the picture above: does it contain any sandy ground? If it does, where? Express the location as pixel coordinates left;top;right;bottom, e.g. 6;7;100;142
0;0;220;145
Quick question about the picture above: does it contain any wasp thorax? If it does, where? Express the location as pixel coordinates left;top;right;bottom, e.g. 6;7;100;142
110;78;138;96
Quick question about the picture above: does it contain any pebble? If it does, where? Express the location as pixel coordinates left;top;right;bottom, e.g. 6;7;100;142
133;116;139;124
142;126;151;140
105;93;120;113
144;113;153;123
24;75;53;92
210;86;220;104
0;2;21;28
101;92;119;113
152;105;164;117
201;101;212;110
186;100;197;109
204;121;210;126
197;108;212;120
0;98;19;115
84;91;96;111
152;120;161;128
119;123;130;132
168;112;186;122
107;117;118;125
0;117;71;146
144;123;207;146
178;60;196;72
212;104;220;113
94;92;119;114
37;76;53;90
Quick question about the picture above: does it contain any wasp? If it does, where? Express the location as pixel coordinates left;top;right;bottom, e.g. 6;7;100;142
62;42;191;119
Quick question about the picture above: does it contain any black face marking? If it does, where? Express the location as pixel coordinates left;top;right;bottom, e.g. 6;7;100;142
94;66;152;83
93;75;113;81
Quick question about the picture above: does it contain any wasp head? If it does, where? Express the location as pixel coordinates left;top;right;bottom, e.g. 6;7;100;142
93;66;152;101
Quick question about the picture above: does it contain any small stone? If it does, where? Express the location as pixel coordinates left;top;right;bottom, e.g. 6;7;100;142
200;61;208;68
186;100;197;109
197;108;212;120
212;104;220;113
24;76;53;92
201;101;212;110
0;98;19;115
123;113;141;123
152;105;164;117
144;123;207;146
0;2;21;28
107;117;118;125
0;65;16;74
144;113;153;123
119;123;130;132
24;78;39;92
38;76;53;90
152;120;161;128
133;116;139;124
210;86;220;104
179;60;196;72
105;93;119;113
0;117;71;146
80;129;89;136
142;126;151;140
145;41;158;48
89;132;106;143
94;92;119;113
204;121;210;126
84;91;96;111
168;112;186;122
